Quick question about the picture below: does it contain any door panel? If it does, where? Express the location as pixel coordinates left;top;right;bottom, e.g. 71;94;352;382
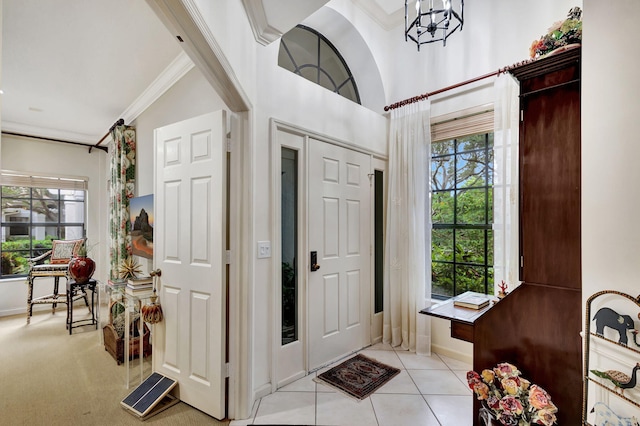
154;111;227;419
308;140;371;370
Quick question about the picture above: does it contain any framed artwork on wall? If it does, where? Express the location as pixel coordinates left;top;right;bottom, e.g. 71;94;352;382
130;194;154;259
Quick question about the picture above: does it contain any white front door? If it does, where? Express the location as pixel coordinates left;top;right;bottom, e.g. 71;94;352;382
308;139;371;370
153;111;227;419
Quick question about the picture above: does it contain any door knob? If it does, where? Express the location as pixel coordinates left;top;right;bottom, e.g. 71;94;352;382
310;251;320;272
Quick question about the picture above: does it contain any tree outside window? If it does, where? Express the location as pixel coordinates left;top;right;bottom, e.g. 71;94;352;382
1;186;85;277
431;133;494;298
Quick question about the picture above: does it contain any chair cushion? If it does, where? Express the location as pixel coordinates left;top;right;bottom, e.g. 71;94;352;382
50;239;83;264
30;263;69;277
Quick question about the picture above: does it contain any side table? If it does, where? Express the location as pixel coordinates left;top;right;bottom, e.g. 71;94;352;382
66;278;98;334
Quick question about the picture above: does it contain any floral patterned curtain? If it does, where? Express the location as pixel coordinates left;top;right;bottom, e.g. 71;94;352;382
109;125;135;280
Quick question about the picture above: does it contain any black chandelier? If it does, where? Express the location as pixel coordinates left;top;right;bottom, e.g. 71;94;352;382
405;0;464;50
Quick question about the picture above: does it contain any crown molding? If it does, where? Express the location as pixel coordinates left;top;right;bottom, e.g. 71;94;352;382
241;0;282;46
352;0;403;31
121;50;194;124
1;120;98;144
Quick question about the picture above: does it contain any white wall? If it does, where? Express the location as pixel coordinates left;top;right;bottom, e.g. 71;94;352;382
0;135;107;316
582;0;640;420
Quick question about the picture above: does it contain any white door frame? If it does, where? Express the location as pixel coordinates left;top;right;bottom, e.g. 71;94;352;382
270;119;387;388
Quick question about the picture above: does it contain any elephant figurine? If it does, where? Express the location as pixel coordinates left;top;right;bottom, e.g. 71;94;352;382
593;307;635;345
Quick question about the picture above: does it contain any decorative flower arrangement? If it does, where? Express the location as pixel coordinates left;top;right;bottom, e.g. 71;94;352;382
529;7;582;58
467;362;558;426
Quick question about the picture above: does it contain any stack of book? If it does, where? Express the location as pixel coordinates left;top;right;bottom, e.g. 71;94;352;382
452;291;491;310
126;276;154;296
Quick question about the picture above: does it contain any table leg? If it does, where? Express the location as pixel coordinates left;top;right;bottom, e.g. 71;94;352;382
68;284;73;335
52;276;60;313
27;277;34;324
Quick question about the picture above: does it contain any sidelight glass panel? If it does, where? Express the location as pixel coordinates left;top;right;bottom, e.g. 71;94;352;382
281;148;298;345
374;170;384;314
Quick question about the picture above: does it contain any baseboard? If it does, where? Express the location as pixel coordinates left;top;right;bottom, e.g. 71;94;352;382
0;307;27;318
431;343;473;366
253;383;272;401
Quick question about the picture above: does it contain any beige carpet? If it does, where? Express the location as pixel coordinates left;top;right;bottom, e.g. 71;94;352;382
0;304;229;426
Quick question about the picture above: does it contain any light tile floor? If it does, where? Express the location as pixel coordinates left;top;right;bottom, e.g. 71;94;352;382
230;343;474;426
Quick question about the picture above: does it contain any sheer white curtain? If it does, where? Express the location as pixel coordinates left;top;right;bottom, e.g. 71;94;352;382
383;100;431;355
493;74;521;291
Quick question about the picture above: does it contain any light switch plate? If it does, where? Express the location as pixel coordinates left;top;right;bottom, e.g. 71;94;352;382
257;241;271;259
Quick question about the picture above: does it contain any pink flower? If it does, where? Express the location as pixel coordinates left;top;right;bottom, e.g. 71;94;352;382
528;385;555;411
494;363;521;379
532;408;558;426
499;396;523;415
486;394;500;410
466;371;481;389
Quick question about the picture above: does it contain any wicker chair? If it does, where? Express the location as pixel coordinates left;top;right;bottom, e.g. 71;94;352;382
26;239;84;323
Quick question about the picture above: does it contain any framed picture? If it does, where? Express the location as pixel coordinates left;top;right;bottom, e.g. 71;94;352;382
129;194;154;259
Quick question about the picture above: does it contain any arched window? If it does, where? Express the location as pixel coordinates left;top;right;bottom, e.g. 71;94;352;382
278;25;360;105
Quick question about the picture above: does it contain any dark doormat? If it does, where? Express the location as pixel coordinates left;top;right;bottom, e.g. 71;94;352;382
315;353;400;400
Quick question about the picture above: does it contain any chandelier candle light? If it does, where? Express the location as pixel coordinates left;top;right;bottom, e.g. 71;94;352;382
405;0;464;50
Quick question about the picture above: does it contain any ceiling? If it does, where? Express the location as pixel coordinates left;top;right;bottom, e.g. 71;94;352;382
1;0;400;147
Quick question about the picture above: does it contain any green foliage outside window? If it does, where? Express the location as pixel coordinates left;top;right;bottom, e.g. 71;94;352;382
1;185;85;278
431;133;494;298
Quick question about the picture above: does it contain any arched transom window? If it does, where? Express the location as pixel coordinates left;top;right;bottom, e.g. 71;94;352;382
278;25;360;104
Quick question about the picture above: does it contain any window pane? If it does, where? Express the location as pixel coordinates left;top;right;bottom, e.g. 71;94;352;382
455;264;486;294
60;201;85;223
299;65;318;82
319;40;349;89
32;187;60;200
60;226;84;241
318;69;336;92
456;189;487;224
282;27;317;69
432;262;453;297
31;198;60;223
432;228;453;261
278;40;297;72
338;81;359;103
487;229;494;265
456;134;487;152
2;186;30;199
457;151;488;189
432;191;454;224
432;139;455;156
432;155;454;191
61;189;85;201
281;148;298;345
278;25;359;105
455;229;486;264
0;249;30;275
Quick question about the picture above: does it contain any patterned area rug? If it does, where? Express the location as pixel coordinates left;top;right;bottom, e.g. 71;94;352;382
315;354;400;400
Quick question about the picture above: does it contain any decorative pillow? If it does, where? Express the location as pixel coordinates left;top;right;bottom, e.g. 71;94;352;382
50;239;83;264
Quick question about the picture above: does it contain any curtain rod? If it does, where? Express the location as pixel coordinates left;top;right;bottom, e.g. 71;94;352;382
89;118;125;153
2;131;108;153
383;58;535;112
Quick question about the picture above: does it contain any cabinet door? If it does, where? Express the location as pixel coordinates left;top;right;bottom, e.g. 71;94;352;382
519;65;581;289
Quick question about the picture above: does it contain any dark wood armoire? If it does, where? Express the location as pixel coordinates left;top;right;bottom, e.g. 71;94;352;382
472;47;582;425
